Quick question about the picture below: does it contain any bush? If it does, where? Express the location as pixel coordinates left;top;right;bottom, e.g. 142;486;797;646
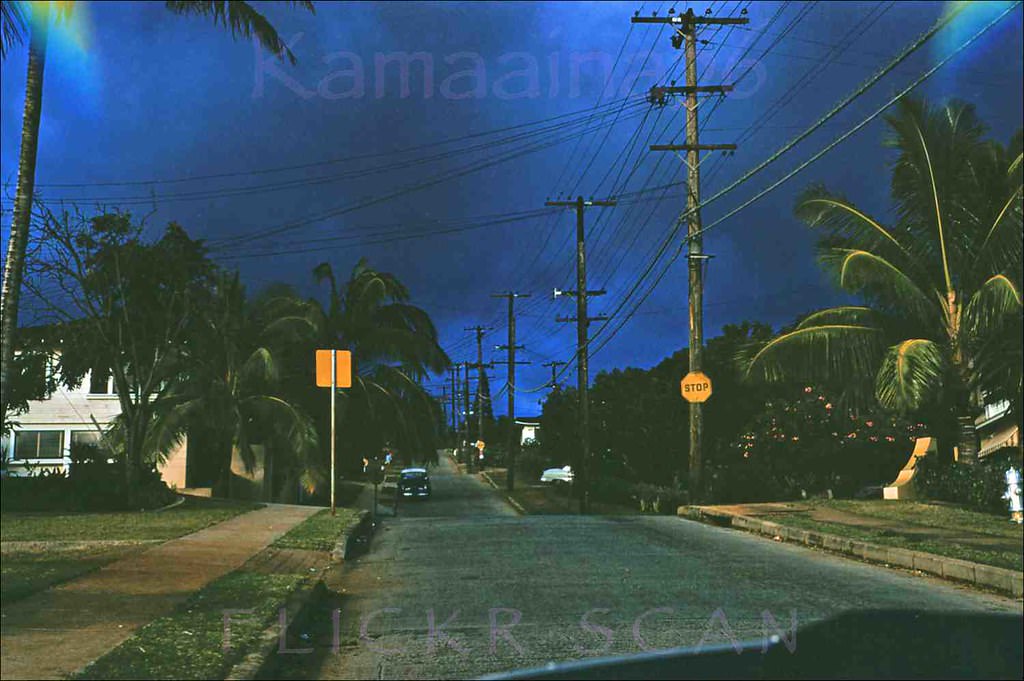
516;441;558;481
0;462;175;512
916;449;1023;515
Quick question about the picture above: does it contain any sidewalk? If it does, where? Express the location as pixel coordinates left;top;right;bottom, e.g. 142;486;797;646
0;503;319;680
684;502;1024;597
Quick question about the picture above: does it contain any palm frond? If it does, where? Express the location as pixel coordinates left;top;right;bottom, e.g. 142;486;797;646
164;1;314;64
819;248;937;326
875;339;948;412
745;324;886;385
964;274;1023;337
796;306;877;329
795;185;908;256
1;0;27;58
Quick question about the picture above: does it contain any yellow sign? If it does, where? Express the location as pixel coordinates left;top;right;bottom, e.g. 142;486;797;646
316;350;352;388
680;371;712;403
475;440;486;451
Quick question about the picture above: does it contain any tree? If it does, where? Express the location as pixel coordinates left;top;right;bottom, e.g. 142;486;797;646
746;98;1022;463
271;259;449;476
0;0;314;433
25;209;214;494
148;272;321;499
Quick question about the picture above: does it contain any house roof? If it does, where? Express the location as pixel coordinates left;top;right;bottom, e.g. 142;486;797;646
515;417;541;426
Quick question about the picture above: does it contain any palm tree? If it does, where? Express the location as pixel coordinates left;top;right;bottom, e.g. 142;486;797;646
745;98;1022;463
144;272;321;499
276;259;450;474
0;0;314;432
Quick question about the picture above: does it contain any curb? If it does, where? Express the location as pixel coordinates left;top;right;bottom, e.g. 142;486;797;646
682;505;1024;598
224;575;324;681
225;511;375;680
332;510;373;561
479;471;527;515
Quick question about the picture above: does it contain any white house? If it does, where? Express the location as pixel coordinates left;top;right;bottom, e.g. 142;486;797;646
516;417;541;446
2;365;189;489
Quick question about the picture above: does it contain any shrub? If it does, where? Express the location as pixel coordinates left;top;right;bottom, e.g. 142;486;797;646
590;476;634;505
916;449;1023;515
0;462;175;512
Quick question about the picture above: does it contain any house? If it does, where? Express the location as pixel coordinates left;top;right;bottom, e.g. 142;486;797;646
1;365;190;490
516;416;541;446
977;398;1020;460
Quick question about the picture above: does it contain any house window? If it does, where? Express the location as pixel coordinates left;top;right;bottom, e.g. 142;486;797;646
89;367;113;395
72;431;102;447
13;430;64;460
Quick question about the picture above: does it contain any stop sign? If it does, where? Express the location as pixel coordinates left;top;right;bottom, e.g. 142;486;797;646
680;371;712;403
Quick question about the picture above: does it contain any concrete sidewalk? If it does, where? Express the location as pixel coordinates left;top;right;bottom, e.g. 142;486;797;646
0;503;320;680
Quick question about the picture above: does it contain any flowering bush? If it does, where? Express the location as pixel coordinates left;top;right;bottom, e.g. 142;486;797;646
708;386;923;502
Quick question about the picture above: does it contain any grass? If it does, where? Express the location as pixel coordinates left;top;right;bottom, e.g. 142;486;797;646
757;500;1023;572
822;500;1024;540
75;570;305;680
272;507;364;552
0;497;259;602
1;543;147;603
0;497;259;542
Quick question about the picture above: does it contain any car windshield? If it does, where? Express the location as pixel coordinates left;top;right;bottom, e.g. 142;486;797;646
7;2;1021;680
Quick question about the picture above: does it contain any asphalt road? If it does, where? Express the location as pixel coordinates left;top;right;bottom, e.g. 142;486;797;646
264;456;1022;680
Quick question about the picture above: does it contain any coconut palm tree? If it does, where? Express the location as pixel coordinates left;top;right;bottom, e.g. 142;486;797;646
0;0;314;432
143;272;321;499
272;259;450;473
745;98;1022;463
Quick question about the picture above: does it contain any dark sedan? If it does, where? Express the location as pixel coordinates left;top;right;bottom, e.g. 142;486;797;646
398;468;432;498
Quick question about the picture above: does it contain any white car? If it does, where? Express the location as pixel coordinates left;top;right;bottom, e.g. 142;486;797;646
540;465;574;484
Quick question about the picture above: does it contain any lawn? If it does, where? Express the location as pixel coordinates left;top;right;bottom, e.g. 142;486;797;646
272;507;365;552
0;497;259;542
1;497;258;602
758;500;1023;572
75;570;305;680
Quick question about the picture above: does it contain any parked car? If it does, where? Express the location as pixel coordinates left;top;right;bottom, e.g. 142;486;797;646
398;467;432;498
540;465;574;484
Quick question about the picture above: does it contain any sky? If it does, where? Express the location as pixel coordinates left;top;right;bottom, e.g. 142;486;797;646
2;0;1022;419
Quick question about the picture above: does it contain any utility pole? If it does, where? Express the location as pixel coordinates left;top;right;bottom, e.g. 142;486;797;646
449;365;458;435
492;291;531;491
465;326;492;472
542;360;566;390
546;196;615;514
633;7;746;504
462;361;471;450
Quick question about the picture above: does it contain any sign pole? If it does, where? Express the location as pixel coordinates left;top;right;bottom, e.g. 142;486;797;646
330;348;337;516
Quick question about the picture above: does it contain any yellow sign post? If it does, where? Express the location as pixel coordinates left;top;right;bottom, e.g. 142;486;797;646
316;350;352;515
680;371;712;403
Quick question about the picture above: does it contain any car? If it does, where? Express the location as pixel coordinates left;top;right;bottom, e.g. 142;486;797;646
398;467;431;498
540;465;573;484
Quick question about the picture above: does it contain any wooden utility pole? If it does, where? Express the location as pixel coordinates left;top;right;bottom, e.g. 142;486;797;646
542;360;566;390
462;361;471;446
546;196;615;514
464;326;492;472
492;292;531;491
633;8;745;504
449;365;458;434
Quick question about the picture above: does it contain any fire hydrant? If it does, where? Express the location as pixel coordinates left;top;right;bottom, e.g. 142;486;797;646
1004;468;1023;524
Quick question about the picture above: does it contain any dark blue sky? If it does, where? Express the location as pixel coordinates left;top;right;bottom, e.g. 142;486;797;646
3;1;1022;417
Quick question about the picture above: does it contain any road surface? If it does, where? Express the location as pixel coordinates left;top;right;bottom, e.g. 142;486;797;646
263;455;1021;680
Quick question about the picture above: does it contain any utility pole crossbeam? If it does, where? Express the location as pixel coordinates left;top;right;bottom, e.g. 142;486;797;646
542;361;566;390
650;144;737;152
491;292;531;491
545;196;616;514
635;7;747;505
